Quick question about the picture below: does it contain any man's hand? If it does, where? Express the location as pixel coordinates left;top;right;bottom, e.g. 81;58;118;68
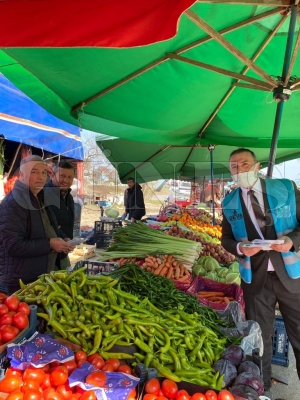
63;238;71;242
50;238;75;254
238;241;262;257
270;236;293;253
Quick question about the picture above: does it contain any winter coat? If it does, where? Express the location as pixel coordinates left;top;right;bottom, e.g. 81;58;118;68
125;184;146;220
45;181;75;260
0;180;59;294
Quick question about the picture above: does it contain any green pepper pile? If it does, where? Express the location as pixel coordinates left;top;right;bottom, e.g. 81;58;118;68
16;267;226;390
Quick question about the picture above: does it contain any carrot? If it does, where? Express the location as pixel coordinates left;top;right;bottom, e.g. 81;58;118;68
198;291;225;296
154;263;165;275
224;297;230;305
177;274;190;282
174;266;180;280
227;297;235;301
157;258;161;265
179;264;184;278
167;255;173;265
153;262;158;269
160;267;168;276
165;262;171;268
145;257;153;263
172;261;178;268
166;267;173;279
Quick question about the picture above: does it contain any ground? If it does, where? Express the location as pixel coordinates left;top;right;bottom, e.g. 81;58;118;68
270;350;298;399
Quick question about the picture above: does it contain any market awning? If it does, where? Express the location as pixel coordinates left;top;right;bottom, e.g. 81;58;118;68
0;74;84;160
97;135;300;183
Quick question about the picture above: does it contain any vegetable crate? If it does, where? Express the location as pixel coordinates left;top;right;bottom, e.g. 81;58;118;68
94;220;122;234
0;305;37;369
272;313;289;367
72;260;118;276
94;232;113;248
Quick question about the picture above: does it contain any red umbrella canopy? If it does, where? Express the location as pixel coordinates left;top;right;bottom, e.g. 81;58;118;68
0;0;196;47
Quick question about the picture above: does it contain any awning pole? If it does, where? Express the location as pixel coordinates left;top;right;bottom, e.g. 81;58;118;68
267;5;298;177
208;145;216;225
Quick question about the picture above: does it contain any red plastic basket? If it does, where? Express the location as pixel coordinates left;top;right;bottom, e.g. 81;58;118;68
175;200;191;208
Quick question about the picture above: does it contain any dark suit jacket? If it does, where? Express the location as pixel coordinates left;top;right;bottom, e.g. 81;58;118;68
222;179;300;294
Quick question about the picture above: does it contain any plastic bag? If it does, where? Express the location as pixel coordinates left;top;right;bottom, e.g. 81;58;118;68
7;332;74;369
186;276;245;311
173;276;194;291
69;361;140;400
217;302;263;356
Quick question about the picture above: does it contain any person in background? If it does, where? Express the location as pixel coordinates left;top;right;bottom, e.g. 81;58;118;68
0;155;74;294
221;148;300;398
203;180;221;208
46;161;75;269
125;177;146;222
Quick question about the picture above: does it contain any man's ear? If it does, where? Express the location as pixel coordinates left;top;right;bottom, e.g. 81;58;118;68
47;168;55;178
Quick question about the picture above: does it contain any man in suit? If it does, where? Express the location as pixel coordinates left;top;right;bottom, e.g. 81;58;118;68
221;148;300;397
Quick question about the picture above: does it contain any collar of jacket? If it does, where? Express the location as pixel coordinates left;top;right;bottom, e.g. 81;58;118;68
46;180;72;196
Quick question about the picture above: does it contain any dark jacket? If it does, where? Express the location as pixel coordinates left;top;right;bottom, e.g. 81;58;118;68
221;179;300;295
45;181;75;240
0;180;59;294
125;184;146;220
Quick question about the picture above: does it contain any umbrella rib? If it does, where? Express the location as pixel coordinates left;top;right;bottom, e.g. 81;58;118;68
283;12;300;86
119;145;170;181
167;53;273;89
233;82;271;90
198;13;287;137
179;147;196;172
291;77;300;87
71;8;280;112
184;9;278;87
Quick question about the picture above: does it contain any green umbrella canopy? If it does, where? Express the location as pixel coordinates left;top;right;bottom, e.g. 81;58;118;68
1;2;300;148
97;135;300;183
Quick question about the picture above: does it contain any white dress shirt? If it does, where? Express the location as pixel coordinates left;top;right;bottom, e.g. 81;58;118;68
236;178;274;271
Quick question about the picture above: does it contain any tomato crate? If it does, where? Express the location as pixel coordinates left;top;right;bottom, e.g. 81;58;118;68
0;305;37;369
272;313;289;367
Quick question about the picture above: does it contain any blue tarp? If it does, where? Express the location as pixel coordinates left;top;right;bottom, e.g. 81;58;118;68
0;74;84;160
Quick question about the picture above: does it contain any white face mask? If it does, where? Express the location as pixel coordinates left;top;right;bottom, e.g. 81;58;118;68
232;166;258;189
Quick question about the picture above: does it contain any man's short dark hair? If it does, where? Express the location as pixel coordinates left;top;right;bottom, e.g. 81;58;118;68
229;148;257;162
127;177;135;182
53;162;75;173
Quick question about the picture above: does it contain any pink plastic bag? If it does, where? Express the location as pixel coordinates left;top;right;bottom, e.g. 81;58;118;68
173;275;194;291
186;276;245;311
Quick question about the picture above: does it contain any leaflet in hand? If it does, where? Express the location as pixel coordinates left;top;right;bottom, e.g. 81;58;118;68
243;239;284;251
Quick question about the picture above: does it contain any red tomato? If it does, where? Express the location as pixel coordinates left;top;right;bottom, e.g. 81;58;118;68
0;325;17;343
41;373;51;390
62;360;77;375
75;351;87;363
0;314;13;326
161;380;178;399
105;358;120;372
13;312;29;330
21;380;40;392
17;303;31;316
50;369;68;387
69;396;81;400
145;378;160;395
41;364;50;373
175;390;190;400
101;363;114;373
156;397;169;400
117;364;132;375
6;368;22;378
217;390;234;400
43;387;56;399
44;392;63;400
6;392;24;400
0;303;9;316
52;366;68;376
127;388;136;399
0;293;7;301
157;389;164;397
79;391;97;400
50;361;61;368
11;326;20;336
90;356;105;370
23;390;42;400
5;295;20;311
0;377;21;393
143;395;157;400
56;383;74;398
85;371;107;388
23;368;45;385
205;390;218;400
191;394;206;400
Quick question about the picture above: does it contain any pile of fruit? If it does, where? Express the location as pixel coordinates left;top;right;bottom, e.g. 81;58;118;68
171;214;222;239
0;294;30;344
142;378;234;400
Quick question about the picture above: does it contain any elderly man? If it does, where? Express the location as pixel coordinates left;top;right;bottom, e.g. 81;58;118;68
0;155;74;294
46;161;75;269
222;148;300;398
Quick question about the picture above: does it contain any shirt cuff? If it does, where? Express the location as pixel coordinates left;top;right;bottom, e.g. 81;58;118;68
236;243;243;256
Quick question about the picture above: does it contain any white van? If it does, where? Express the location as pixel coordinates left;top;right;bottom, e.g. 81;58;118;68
175;181;191;197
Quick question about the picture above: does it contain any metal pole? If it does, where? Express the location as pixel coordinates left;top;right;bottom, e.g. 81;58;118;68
208;145;216;225
267;6;298;177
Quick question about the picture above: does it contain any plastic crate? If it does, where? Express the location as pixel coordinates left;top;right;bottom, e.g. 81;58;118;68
272;314;289;367
94;232;112;249
94;220;121;234
72;260;118;276
0;305;38;369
